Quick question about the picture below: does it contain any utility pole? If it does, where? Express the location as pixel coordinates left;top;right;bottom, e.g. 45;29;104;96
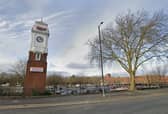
98;21;105;97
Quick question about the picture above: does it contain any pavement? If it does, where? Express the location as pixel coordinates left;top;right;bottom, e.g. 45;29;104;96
0;88;168;111
0;89;147;105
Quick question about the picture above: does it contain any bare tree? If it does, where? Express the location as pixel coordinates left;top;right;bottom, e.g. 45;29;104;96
152;65;168;77
46;75;64;86
89;10;168;91
146;64;168;86
9;58;27;85
9;59;27;85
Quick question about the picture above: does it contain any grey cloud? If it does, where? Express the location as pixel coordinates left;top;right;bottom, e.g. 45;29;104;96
48;63;56;68
47;70;71;77
66;62;95;70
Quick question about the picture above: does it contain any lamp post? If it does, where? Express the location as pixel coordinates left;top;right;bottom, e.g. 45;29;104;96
98;21;105;97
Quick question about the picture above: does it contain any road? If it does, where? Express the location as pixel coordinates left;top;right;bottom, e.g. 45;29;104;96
0;89;168;114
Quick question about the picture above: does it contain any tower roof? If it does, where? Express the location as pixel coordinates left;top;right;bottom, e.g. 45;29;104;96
32;20;49;36
35;21;48;26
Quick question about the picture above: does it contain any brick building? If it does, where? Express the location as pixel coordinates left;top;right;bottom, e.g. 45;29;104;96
104;73;168;85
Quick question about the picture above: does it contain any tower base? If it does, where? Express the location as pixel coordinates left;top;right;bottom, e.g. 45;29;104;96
24;52;47;96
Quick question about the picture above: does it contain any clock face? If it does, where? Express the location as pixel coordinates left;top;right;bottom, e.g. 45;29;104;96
36;36;44;43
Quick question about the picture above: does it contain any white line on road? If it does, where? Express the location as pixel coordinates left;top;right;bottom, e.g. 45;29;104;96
0;92;166;110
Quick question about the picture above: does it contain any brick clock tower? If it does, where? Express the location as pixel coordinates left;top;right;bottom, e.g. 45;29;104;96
24;21;49;96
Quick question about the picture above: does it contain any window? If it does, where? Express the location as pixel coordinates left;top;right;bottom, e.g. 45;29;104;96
35;53;41;61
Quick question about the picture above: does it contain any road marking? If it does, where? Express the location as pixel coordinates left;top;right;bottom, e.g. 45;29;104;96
0;92;167;110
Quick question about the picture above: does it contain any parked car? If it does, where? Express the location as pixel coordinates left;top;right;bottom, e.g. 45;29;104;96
86;86;100;94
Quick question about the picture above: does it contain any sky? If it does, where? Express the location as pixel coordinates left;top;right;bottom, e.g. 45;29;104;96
0;0;168;76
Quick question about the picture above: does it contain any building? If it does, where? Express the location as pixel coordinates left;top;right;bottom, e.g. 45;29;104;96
104;73;168;86
24;20;49;96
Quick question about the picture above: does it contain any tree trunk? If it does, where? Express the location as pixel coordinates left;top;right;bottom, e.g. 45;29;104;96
129;72;136;91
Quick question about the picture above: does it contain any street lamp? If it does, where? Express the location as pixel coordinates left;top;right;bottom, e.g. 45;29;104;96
98;21;105;97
